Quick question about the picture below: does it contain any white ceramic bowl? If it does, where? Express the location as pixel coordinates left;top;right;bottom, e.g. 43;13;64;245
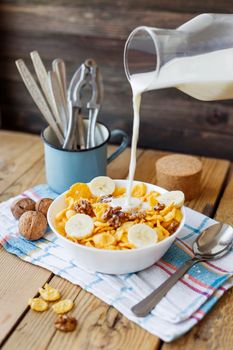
48;180;185;274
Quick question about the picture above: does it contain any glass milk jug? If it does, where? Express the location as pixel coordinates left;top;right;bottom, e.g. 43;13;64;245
124;14;233;101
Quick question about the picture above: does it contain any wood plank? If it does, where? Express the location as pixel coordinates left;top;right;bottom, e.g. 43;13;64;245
0;4;194;39
2;78;233;136
1;0;232;14
2;150;229;349
0;248;52;347
0;131;44;193
0;150;49;346
187;157;230;215
3;103;233;159
108;146;143;179
0;157;45;202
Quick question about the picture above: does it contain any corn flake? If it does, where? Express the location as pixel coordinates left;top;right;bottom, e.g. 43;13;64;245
65;197;75;208
113;187;126;197
93;203;109;220
55;209;67;221
175;209;183;222
163;208;176;222
85;241;94;248
65;183;92;201
28;298;48;312
132;183;147;198
147;191;159;207
39;283;61;302
52;299;74;314
157;220;170;237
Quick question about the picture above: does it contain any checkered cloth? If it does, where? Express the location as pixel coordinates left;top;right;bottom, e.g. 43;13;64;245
0;184;233;342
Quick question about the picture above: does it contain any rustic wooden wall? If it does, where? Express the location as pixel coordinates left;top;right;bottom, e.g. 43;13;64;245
0;1;233;159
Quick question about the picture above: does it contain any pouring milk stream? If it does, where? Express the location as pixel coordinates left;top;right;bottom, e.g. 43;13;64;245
124;14;233;206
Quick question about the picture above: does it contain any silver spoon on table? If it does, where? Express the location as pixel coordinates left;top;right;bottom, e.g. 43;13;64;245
131;223;233;317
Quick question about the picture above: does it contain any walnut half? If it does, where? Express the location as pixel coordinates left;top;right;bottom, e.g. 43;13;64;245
54;315;77;332
74;199;95;217
102;206;128;229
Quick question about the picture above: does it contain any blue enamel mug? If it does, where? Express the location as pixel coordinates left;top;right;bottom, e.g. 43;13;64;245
42;121;129;194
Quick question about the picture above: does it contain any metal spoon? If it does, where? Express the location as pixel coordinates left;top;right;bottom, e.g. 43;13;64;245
131;223;233;317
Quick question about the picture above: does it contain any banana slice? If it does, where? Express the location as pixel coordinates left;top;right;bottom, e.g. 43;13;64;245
157;191;185;208
128;223;158;248
65;213;94;239
89;176;115;197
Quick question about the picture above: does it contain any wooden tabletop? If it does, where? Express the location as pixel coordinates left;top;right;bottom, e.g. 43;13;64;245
0;130;233;350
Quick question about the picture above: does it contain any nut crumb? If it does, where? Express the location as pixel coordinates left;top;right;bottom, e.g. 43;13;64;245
127;209;146;221
98;195;112;203
154;203;165;211
167;220;179;234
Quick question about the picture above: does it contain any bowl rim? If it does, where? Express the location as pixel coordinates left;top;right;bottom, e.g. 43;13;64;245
47;179;186;255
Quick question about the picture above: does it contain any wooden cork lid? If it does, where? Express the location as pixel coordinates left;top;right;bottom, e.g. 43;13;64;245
156;154;202;201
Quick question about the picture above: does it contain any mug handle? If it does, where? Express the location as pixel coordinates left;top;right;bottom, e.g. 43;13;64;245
107;129;129;164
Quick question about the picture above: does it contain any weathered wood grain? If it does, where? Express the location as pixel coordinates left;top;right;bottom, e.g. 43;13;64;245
107;146;143;179
0;157;45;202
188;157;230;215
1;1;233;22
2;78;233;159
1;3;233;158
0;146;47;346
3;78;233;135
2;276;82;350
0;4;194;39
0;131;43;193
0;247;52;346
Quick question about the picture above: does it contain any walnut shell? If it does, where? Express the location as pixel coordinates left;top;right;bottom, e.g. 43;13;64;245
35;198;53;217
19;211;47;241
11;198;36;219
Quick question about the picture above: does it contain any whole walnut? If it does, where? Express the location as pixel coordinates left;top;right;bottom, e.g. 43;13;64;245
19;211;47;241
11;198;36;219
35;198;53;217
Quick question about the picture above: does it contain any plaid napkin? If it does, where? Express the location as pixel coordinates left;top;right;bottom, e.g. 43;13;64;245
0;184;233;342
